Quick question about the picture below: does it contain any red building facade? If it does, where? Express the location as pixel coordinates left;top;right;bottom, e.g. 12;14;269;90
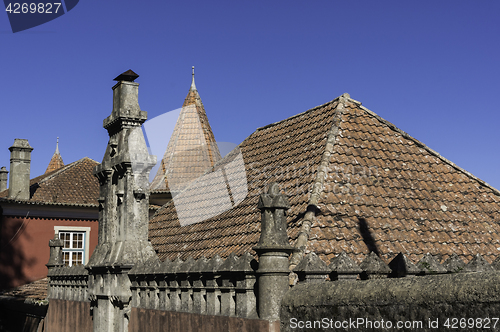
0;145;100;289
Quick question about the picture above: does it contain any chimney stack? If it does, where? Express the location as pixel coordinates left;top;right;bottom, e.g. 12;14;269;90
8;139;33;200
0;167;8;192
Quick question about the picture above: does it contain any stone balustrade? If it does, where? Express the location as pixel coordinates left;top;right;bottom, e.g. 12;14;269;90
293;251;500;283
128;252;258;319
47;265;88;302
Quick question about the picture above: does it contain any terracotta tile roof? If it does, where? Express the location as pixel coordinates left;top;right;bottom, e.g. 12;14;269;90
0;157;100;206
149;93;500;266
149;98;340;260
45;139;64;174
45;152;64;174
0;277;48;300
150;75;221;194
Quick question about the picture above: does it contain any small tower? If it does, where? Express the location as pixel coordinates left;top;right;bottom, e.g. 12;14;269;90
45;137;64;174
87;70;157;332
0;166;8;192
8;139;33;200
150;67;222;195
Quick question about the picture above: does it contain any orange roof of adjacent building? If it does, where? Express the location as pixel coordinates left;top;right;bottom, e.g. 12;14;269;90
0;157;100;206
150;68;221;194
45;138;64;174
149;93;500;267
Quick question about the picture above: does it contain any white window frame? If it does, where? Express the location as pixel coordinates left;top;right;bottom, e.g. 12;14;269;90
54;226;91;265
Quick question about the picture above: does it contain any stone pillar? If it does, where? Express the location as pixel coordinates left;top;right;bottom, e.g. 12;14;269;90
253;182;295;322
46;233;64;299
8;139;33;200
0;166;8;192
46;233;64;270
87;70;158;332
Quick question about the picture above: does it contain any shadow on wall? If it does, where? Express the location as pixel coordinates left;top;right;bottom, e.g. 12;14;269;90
358;217;380;256
0;214;37;291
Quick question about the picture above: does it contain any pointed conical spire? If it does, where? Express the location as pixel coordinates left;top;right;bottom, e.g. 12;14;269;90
190;66;197;91
45;137;64;174
150;68;221;194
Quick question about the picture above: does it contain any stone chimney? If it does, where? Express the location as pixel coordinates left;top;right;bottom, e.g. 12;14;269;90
0;167;8;192
8;139;33;200
87;70;157;332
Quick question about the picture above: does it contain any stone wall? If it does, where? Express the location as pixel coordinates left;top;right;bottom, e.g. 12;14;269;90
281;272;500;332
129;308;279;332
280;251;500;332
45;299;92;332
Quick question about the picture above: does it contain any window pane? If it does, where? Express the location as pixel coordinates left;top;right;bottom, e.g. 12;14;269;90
74;252;83;265
74;233;83;249
58;230;87;266
63;252;70;266
60;232;71;248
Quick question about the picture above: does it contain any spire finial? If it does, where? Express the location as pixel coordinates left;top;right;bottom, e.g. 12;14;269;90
190;66;197;91
56;137;60;154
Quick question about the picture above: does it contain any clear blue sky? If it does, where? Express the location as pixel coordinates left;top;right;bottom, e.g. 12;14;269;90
1;1;499;189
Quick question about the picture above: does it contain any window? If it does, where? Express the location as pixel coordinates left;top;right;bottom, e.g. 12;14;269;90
54;226;91;266
59;231;85;266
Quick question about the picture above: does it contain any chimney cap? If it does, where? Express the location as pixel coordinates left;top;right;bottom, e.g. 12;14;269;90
114;69;139;82
9;138;33;151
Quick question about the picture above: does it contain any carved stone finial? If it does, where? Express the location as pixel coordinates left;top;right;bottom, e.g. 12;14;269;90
388;253;420;278
190;66;197;91
293;252;329;283
329;251;362;280
416;253;447;275
253;182;294;322
256;182;291;248
46;233;64;271
442;253;466;273
464;253;494;272
359;252;391;279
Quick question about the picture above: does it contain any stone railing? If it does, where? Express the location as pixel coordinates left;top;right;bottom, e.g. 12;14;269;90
128;253;258;318
293;250;500;284
47;264;89;302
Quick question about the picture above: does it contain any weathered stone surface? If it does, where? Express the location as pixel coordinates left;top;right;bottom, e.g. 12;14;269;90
293;252;329;283
417;253;447;275
492;255;500;271
442;253;466;273
218;253;239;273
0;166;8;192
202;255;224;273
255;182;291;248
328;251;362;280
46;234;64;271
8;138;33;200
159;258;172;274
233;252;258;272
254;182;294;321
359;252;391;279
169;258;184;274
190;257;208;273
464;253;495;272
281;272;500;332
177;257;196;273
85;71;158;332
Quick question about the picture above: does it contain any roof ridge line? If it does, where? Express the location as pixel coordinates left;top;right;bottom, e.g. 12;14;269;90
256;96;342;132
37;157;94;184
0;198;98;208
289;93;349;268
349;98;500;196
